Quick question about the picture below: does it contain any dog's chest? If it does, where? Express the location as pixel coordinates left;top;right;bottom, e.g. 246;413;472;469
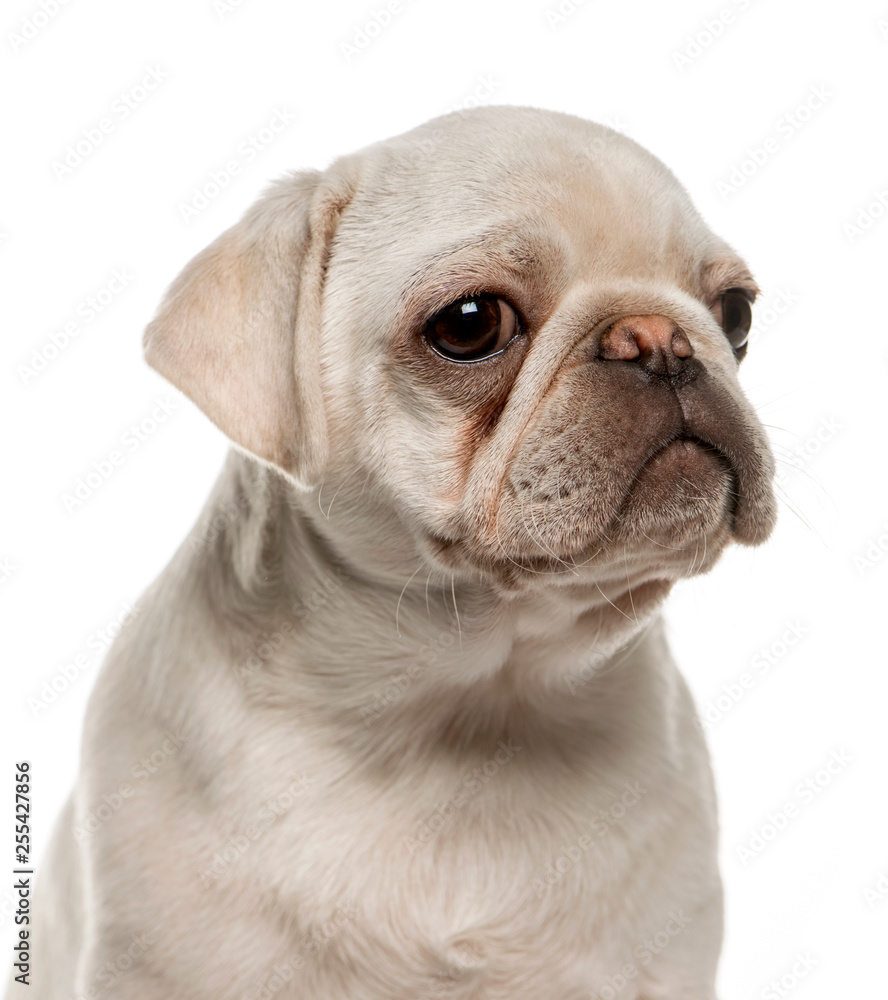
278;832;631;997
236;746;658;999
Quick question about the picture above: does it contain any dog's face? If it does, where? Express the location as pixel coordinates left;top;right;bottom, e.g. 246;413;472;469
145;107;776;616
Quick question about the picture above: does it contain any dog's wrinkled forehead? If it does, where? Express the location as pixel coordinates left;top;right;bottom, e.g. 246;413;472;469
329;106;732;325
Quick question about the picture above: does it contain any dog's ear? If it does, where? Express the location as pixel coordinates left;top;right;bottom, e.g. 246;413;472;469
143;169;354;489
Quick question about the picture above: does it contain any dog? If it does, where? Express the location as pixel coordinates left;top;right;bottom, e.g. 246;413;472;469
13;106;776;1000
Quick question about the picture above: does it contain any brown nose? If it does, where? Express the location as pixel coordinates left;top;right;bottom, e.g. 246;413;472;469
596;315;694;379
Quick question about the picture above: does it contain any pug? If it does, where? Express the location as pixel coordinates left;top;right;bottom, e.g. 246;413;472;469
14;106;775;1000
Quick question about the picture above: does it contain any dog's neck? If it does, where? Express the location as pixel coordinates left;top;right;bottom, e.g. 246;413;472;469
183;451;672;754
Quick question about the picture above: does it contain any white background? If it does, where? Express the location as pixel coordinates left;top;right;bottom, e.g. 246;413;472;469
2;0;887;996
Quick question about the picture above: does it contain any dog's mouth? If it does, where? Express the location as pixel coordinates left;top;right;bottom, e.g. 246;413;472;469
423;440;734;578
638;432;733;478
423;431;755;591
416;359;777;594
624;432;737;512
609;431;738;545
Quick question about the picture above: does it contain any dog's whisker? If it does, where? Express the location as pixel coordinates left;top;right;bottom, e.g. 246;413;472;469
450;573;463;652
395;563;424;638
622;545;639;625
554;461;582;576
324;480;347;520
570;543;606;569
593;581;634;623
492;510;551;576
771;482;821;535
517;458;579;577
638;529;684;552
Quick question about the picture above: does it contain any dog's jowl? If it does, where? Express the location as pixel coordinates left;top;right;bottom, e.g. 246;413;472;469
11;107;775;1000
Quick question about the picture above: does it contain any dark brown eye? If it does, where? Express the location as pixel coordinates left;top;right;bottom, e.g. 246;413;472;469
425;295;521;362
716;289;755;355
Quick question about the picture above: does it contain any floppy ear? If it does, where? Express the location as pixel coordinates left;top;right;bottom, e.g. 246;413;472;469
143;169;353;488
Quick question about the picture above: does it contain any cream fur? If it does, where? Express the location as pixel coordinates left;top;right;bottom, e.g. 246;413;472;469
9;107;775;1000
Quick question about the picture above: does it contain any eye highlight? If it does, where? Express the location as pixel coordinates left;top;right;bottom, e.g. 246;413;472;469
425;295;522;362
714;288;755;356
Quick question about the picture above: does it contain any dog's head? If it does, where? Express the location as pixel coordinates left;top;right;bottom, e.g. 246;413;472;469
145;107;775;613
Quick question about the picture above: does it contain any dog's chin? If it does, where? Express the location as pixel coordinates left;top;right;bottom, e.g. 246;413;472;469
421;510;729;605
611;436;736;545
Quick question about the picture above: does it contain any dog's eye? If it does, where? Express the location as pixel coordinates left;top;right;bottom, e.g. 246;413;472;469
715;289;755;356
425;295;521;362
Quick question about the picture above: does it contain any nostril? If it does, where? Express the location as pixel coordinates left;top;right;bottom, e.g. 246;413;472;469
597;322;642;362
668;328;694;359
596;315;694;375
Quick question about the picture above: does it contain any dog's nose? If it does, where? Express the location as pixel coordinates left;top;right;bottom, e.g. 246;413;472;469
596;315;694;379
